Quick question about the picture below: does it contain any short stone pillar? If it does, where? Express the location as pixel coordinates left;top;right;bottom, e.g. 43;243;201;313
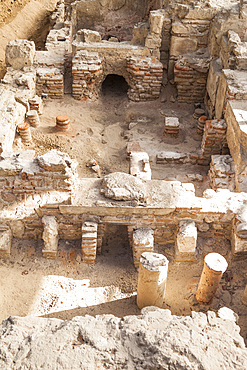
175;221;197;261
196;253;228;303
242;284;247;305
164;117;179;136
18;122;32;143
137;252;169;309
56;115;70;130
0;225;12;258
81;221;98;264
132;228;154;268
42;216;59;258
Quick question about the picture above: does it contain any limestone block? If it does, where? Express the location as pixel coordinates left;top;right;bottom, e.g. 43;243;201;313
215;73;227;119
80;29;101;43
0;88;26;154
101;172;148;203
42;216;59;258
6;40;35;70
175;221;197;262
206;58;222;106
149;10;164;35
0;225;12;258
172;22;190;35
228;30;241;53
36;150;76;173
9;220;25;238
170;36;197;57
145;34;162;49
131;22;148;46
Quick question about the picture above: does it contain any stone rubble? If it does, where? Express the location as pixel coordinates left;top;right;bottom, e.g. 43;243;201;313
0;308;246;369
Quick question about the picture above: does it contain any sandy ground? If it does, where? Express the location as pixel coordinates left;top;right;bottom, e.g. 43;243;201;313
0;226;246;343
14;83;209;195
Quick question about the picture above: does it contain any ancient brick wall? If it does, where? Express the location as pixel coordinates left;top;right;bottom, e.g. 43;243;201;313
72;50;103;100
0;150;76;218
168;19;210;80
174;53;209;103
36;68;64;99
127;56;163;101
200;119;227;164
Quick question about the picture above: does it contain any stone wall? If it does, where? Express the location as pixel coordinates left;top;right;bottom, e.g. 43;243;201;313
0;88;26;154
0;150;77;221
71;0;152;41
169;18;210;80
1;160;247;260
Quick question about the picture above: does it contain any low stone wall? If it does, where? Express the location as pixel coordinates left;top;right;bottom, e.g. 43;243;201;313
127;56;163;101
0;150;77;216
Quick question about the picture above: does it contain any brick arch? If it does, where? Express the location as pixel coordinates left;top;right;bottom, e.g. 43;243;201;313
100;73;130;96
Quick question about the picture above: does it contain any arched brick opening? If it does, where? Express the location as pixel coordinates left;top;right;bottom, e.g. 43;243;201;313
101;74;129;97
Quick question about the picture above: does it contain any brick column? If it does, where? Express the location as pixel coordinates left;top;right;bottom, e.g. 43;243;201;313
132;228;154;268
127;56;163;101
200;119;227;165
81;221;98;264
97;223;105;255
72;50;103;100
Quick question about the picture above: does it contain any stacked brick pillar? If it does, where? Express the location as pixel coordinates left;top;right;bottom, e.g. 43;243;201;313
174;56;209;103
36;68;64;99
200;119;227;164
72;50;103;100
97;223;105;255
81;221;98;264
127;56;163;101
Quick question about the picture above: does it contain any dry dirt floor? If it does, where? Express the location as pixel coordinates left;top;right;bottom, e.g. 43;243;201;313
0;83;243;345
14;83;209;195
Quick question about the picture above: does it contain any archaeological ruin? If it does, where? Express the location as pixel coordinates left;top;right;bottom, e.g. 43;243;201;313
0;0;247;368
